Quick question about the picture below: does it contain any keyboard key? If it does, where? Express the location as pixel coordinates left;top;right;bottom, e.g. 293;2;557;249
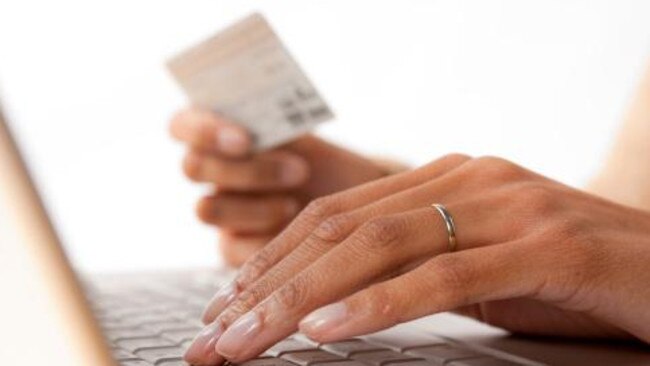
121;313;179;325
447;357;524;366
290;333;320;346
384;360;441;366
239;358;299;366
266;338;318;356
143;321;201;334
281;350;345;365
111;348;139;360
320;340;386;357
116;337;175;352
95;314;122;323
106;308;152;319
172;308;204;321
107;328;156;341
101;321;134;331
135;346;186;362
362;328;446;352
405;345;483;363
120;360;152;366
350;350;420;365
311;362;367;366
161;329;201;344
157;360;190;366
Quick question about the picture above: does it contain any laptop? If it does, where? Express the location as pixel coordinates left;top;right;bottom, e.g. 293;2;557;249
1;103;649;366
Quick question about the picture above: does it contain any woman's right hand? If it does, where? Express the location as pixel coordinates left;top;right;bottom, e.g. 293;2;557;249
184;154;650;365
170;108;399;266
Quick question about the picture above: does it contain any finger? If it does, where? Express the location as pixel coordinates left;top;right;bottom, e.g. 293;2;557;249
213;208;454;361
183;150;310;191
219;233;275;268
196;233;275;366
299;241;544;342
170;108;252;157
197;194;301;234
204;154;526;326
286;135;397;196
212;192;531;361
236;154;471;284
199;154;471;324
184;321;225;365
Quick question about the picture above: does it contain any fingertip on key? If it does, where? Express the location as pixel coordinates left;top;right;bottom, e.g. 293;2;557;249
184;321;225;365
202;281;239;325
215;311;262;361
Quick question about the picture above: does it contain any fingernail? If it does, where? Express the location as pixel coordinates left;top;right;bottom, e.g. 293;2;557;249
216;311;262;359
202;282;239;324
218;126;248;156
300;302;348;336
281;157;309;186
184;321;224;365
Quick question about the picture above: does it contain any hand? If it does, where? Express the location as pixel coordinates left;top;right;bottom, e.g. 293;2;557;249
170;108;396;266
183;154;650;365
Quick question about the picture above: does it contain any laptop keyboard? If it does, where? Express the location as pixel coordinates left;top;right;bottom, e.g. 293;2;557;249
86;271;539;366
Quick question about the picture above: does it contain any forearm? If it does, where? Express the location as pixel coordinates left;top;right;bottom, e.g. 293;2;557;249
588;61;650;211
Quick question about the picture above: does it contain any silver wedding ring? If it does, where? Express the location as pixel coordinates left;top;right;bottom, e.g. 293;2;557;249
431;203;458;252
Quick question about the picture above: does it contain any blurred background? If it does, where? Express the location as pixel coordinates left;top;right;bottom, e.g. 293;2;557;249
0;0;649;272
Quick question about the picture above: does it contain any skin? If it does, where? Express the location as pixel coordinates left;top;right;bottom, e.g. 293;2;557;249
175;62;650;365
182;154;650;365
170;108;397;266
588;63;650;210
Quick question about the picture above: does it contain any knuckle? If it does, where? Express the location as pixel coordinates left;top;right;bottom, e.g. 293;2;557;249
220;301;251;326
354;216;406;252
439;153;472;164
272;276;310;312
311;213;356;244
243;282;275;308
472;156;524;183
239;249;274;284
420;153;471;174
301;196;341;225
515;182;558;216
223;281;275;324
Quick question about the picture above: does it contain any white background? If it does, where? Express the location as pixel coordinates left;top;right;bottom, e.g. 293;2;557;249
0;1;649;272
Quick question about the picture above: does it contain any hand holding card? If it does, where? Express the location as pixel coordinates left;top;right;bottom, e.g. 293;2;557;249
167;13;333;150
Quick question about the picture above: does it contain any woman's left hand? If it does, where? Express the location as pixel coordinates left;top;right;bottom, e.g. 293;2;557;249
184;155;650;365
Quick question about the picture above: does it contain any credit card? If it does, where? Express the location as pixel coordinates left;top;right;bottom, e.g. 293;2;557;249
167;13;334;150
